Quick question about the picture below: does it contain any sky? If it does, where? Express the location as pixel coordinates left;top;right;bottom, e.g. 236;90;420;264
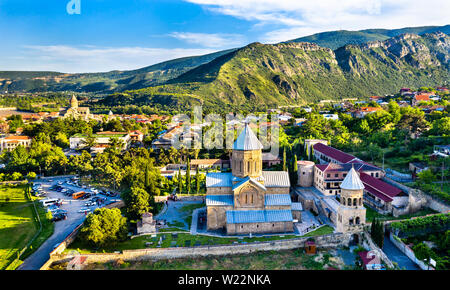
0;0;449;73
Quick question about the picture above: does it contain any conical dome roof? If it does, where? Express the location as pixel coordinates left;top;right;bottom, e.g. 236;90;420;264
233;123;263;150
340;167;364;190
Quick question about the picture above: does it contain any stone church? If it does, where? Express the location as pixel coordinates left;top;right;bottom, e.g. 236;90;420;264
61;95;91;120
206;123;299;235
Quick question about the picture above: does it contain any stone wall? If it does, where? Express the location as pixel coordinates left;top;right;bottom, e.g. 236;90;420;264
226;221;293;235
361;231;394;269
389;232;434;270
48;232;352;267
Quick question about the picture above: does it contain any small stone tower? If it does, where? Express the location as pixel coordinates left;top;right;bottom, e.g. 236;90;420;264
70;95;78;109
297;160;315;187
336;167;366;233
231;123;263;179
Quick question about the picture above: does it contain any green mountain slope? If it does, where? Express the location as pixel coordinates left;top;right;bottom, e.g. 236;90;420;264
1;25;447;95
0;49;236;93
99;32;450;112
287;25;450;50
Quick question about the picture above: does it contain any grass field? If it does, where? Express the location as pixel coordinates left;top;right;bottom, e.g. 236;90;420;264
59;248;349;270
0;184;54;270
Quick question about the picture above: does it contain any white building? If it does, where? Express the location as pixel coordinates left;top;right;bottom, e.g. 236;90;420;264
0;135;32;152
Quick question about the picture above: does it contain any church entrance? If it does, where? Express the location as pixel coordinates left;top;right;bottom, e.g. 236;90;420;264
349;234;359;246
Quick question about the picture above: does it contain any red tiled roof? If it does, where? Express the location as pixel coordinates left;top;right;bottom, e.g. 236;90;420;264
415;94;430;101
360;172;402;202
313;143;358;164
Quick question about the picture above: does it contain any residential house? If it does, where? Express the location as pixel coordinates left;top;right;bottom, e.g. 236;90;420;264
0;135;32;152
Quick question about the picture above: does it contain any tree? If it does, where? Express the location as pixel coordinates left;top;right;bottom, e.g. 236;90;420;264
417;169;436;184
412;242;432;261
125;187;151;219
282;148;287;171
79;208;127;248
186;158;191;194
370;218;385;249
26;172;37;180
195;167;201;194
82;133;97;151
429;117;450;136
177;168;183;194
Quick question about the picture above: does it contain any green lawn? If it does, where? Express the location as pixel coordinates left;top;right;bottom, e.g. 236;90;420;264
0;184;54;270
301;225;334;237
179;203;205;226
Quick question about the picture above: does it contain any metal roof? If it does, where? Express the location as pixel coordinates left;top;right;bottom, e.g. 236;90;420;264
340;168;365;190
232;177;267;191
264;194;292;206
226;210;293;224
206;172;232;187
291;202;303;211
261;171;290;187
206;195;234;206
233;123;263;151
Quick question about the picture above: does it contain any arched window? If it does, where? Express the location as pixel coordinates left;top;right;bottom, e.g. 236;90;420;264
343;199;346;206
347;198;351;206
356;217;360;224
240;161;242;172
349;218;354;225
359;198;362;206
353;199;357;206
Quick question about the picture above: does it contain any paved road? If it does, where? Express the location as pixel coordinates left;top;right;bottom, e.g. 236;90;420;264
382;236;420;270
18;177;118;270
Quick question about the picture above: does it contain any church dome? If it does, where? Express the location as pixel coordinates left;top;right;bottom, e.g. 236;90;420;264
233;123;263;151
340;167;365;190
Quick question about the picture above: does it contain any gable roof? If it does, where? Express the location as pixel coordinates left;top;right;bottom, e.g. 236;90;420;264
313;143;358;164
359;172;403;202
226;209;293;224
233;123;263;151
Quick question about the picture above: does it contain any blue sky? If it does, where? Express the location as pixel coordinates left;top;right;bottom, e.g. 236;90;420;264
0;0;449;73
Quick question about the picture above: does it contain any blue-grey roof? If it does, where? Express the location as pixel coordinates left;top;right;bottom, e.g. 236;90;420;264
261;171;290;187
264;194;292;206
291;202;303;211
206;171;290;188
206;172;232;187
233;123;263;151
206;195;234;206
226;210;293;224
232;177;267;191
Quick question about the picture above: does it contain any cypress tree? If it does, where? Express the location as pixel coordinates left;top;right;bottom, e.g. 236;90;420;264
178;168;183;194
186;158;191;194
282;148;287;171
196;167;200;194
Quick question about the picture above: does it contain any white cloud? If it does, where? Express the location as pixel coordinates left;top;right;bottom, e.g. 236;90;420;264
8;45;216;73
168;32;245;48
185;0;450;43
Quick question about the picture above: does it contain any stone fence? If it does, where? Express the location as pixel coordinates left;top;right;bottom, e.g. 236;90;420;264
389;232;434;270
44;232;352;269
383;177;449;213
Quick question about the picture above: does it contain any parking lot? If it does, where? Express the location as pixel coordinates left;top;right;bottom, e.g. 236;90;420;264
18;175;121;270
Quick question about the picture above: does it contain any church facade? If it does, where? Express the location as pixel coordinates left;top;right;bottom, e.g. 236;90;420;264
61;95;91;120
206;123;296;235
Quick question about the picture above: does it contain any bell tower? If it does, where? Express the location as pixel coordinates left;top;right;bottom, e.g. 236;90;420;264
231;123;263;179
336;167;366;233
70;95;79;109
